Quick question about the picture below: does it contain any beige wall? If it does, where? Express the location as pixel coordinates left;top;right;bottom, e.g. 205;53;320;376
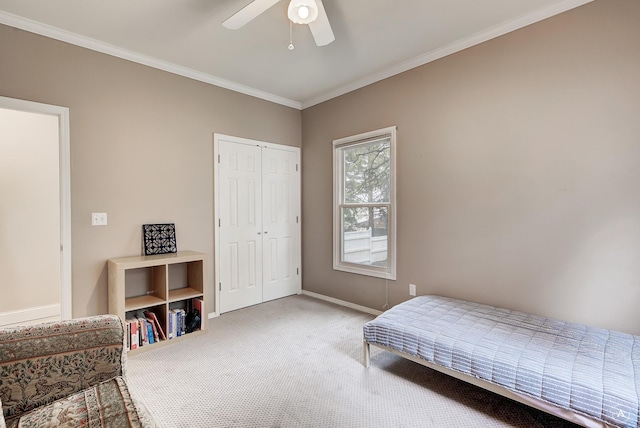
2;0;640;334
0;24;301;318
302;0;640;334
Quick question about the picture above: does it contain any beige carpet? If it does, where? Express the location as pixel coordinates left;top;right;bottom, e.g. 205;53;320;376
126;295;580;428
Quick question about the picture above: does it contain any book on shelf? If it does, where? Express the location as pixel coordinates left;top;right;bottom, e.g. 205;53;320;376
136;317;147;347
146;321;155;345
177;309;182;337
144;310;165;341
126;318;139;351
124;302;204;351
126;320;131;350
168;310;174;339
146;317;159;342
170;309;178;338
169;308;186;337
178;308;186;336
192;298;205;331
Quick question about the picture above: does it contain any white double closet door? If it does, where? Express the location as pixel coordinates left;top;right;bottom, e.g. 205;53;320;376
215;134;300;314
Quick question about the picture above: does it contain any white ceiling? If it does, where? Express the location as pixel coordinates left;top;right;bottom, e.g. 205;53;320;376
0;0;592;109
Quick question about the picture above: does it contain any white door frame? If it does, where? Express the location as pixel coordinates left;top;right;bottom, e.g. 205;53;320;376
0;96;72;321
213;133;301;316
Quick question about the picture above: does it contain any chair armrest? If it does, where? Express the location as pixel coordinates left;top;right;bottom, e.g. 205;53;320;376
0;315;125;421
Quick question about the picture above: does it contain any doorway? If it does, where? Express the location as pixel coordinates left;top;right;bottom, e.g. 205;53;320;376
214;134;301;314
0;96;71;326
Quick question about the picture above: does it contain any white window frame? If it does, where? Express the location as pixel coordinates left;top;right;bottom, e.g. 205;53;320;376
333;126;397;280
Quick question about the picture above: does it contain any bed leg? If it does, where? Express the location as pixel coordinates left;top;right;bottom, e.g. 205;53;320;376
363;341;370;368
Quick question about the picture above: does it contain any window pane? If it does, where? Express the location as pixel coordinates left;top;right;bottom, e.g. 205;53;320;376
342;206;388;268
333;126;396;280
343;140;390;204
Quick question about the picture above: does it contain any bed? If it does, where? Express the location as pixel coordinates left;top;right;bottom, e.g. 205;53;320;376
363;295;640;428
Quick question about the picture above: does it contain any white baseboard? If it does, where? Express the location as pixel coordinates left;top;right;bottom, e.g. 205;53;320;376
0;304;61;327
301;290;383;316
207;292;384;318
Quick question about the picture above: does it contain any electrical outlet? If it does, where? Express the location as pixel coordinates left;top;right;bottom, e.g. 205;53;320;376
92;212;108;226
409;283;416;296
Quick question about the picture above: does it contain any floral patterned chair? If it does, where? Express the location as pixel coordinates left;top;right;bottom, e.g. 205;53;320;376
0;315;155;427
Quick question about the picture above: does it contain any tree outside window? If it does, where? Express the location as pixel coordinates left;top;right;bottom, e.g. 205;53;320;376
333;127;396;280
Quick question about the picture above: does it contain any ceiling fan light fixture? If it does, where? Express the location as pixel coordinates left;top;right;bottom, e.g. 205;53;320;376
298;5;310;20
288;0;318;24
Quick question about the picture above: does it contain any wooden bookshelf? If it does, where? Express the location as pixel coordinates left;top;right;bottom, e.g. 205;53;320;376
108;250;208;354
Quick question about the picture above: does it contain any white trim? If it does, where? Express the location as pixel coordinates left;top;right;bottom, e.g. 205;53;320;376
301;0;595;108
333;126;397;280
1;1;592;110
213;134;221;317
0;96;72;321
214;133;301;152
0;11;301;110
0;304;61;327
58;106;72;320
302;290;383;316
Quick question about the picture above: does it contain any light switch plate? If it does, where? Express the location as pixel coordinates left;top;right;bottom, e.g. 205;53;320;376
92;212;107;226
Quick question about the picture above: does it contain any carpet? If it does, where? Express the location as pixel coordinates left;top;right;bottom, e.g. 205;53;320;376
126;295;580;428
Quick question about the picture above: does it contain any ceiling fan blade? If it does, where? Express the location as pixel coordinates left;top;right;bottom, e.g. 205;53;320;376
308;0;335;46
223;0;282;30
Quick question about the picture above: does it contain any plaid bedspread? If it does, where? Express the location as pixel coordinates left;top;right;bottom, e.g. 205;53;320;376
363;295;640;428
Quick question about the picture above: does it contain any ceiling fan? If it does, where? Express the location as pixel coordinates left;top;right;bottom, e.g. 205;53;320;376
223;0;335;47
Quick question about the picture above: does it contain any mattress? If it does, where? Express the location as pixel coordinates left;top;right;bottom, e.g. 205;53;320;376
363;295;640;428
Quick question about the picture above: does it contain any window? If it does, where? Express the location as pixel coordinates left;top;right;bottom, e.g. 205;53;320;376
333;126;396;280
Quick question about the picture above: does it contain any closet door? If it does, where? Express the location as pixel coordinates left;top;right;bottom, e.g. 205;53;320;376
215;135;300;314
262;147;300;302
218;140;263;313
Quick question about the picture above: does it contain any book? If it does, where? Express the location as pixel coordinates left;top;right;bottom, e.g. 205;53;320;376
146;322;155;344
137;317;148;346
172;309;182;337
127;318;139;351
170;308;187;337
168;309;176;339
126;320;131;350
179;309;186;336
144;310;166;341
146;317;159;342
192;298;205;331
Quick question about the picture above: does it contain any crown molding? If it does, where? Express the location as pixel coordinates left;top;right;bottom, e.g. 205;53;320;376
0;11;302;110
300;0;594;109
1;0;593;111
